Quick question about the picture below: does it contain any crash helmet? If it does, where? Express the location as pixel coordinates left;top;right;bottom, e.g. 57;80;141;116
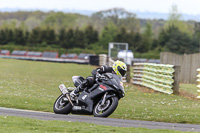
112;60;127;77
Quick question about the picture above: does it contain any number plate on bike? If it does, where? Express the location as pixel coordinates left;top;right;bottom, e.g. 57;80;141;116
59;84;68;94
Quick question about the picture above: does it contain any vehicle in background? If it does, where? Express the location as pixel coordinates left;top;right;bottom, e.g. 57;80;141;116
11;50;27;56
117;50;134;65
42;51;59;58
0;50;10;55
60;54;78;59
27;51;42;57
78;53;94;60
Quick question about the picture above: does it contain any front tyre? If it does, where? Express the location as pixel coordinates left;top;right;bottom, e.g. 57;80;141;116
93;96;118;117
53;94;72;114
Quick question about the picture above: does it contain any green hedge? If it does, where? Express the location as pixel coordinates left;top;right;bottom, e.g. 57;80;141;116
134;52;160;59
0;45;108;56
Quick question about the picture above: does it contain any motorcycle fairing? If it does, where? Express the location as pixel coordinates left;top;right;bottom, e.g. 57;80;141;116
100;73;125;95
71;84;117;114
89;84;118;99
71;91;93;115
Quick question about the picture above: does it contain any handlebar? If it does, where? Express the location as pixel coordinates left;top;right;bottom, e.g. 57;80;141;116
96;72;108;82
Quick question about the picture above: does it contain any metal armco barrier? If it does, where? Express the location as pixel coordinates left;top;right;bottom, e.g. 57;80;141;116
133;63;179;94
197;68;200;99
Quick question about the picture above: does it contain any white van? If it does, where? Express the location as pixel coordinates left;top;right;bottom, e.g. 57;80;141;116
117;50;134;65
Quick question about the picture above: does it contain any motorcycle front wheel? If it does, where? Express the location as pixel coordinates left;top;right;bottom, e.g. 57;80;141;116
53;94;72;114
93;96;118;117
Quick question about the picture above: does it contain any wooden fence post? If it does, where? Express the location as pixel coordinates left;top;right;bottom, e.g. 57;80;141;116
173;66;181;95
126;65;130;83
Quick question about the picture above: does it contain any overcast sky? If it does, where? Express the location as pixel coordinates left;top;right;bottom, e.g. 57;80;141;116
0;0;199;15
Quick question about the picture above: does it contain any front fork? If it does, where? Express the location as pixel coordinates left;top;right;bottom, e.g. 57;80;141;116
59;84;74;106
101;92;108;105
100;92;116;105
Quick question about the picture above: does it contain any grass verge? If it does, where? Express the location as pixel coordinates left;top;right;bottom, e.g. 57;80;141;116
0;116;189;133
0;59;200;124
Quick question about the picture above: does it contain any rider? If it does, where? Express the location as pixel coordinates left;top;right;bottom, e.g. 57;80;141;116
70;60;127;98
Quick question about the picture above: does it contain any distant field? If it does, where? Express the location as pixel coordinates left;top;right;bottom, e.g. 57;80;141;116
0;59;200;124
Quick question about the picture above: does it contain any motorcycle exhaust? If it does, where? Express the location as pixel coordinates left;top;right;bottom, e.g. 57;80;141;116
66;93;74;106
59;84;74;106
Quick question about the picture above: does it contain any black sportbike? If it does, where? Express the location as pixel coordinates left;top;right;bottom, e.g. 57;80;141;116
53;73;125;117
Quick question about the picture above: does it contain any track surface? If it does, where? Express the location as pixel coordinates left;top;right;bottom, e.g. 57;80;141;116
0;107;200;132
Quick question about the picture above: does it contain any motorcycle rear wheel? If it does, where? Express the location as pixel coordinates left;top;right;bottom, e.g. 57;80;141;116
93;96;118;117
53;94;72;114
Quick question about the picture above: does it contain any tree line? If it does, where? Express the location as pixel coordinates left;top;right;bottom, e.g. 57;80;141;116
0;25;98;49
0;23;199;54
0;7;200;57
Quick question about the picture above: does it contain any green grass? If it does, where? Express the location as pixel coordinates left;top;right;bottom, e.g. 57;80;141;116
180;83;198;95
0;116;191;133
114;85;200;124
0;58;200;124
0;59;95;111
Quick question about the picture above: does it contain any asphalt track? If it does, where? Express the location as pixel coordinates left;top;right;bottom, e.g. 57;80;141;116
0;107;200;132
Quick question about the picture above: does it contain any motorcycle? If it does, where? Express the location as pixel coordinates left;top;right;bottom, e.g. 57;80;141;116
53;72;125;117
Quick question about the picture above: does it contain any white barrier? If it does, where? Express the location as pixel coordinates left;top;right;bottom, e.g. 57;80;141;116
133;63;175;94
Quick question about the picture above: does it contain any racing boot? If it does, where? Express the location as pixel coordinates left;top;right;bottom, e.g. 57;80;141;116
70;87;80;100
70;79;88;99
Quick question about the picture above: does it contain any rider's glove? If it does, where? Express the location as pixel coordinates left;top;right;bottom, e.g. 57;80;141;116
96;72;101;79
97;66;106;74
97;68;103;74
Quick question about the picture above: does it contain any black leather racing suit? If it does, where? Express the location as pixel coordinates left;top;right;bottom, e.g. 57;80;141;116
73;66;114;94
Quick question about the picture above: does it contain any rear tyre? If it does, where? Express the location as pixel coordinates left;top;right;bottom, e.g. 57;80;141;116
93;96;118;117
53;94;72;114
